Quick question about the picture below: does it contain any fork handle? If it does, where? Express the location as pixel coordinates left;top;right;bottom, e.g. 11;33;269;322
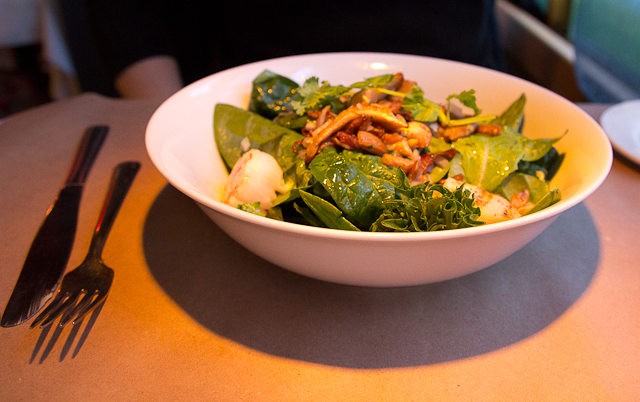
87;162;140;260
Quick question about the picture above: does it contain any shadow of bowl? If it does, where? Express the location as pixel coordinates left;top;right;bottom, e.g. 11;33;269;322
143;185;599;368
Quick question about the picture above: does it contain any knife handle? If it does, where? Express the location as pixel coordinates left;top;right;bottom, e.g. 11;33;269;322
65;125;109;186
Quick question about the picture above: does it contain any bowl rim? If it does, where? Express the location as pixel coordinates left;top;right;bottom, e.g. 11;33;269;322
146;52;614;242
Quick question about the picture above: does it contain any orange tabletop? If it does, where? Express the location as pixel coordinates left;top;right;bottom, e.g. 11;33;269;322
1;95;639;401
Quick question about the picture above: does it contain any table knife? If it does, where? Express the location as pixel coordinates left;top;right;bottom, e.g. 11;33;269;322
1;125;108;327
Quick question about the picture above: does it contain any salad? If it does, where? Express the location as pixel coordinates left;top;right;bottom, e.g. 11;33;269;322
213;71;563;232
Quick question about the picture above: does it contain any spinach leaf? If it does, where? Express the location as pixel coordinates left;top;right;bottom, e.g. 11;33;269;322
248;70;299;118
451;131;528;192
214;104;303;170
293;201;326;227
272;160;316;207
341;151;408;199
428;137;452;153
499;172;561;215
266;207;284;221
523;189;562;215
491;93;526;132
309;148;385;228
273;112;310;131
237;202;265;216
499;172;550;204
448;152;465;178
299;190;360;231
521;133;563;162
517;147;564;180
429;161;451;184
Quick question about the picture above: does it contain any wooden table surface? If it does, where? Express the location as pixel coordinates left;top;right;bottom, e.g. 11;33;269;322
1;95;639;401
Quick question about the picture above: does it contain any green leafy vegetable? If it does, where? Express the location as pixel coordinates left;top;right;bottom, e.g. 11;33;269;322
451;131;528;192
491;93;526;132
522;134;563;162
341;151;408;199
523;189;561;215
299;190;360;231
348;74;396;89
290;77;350;115
499;172;551;204
309;148;385;228
289;74;398;115
293;201;326;227
266;207;284;221
249;70;299;118
517;147;564;181
448;152;465;178
427;137;453;154
429;162;452;184
447;89;481;116
381;86;494;126
400;86;441;123
272;159;315;207
370;184;484;232
272;112;310;131
214;71;565;230
214;104;303;170
237;202;265;216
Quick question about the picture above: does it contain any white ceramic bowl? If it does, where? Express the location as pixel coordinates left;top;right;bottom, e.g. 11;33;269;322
146;53;612;287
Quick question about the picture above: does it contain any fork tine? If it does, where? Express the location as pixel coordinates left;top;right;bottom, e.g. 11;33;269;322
37;292;81;329
30;293;67;329
69;292;109;326
59;291;96;327
59;291;90;327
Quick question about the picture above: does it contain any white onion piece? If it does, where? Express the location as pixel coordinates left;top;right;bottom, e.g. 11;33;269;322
441;177;521;224
222;149;288;213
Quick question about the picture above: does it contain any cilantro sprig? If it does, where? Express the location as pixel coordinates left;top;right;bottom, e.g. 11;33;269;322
447;89;482;116
290;74;396;115
290;77;350;114
290;75;495;128
400;86;441;122
348;74;395;89
378;86;495;126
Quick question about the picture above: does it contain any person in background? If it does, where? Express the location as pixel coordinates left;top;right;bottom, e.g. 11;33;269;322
76;0;505;100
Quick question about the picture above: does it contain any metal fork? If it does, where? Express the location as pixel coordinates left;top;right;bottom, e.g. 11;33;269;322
30;161;140;329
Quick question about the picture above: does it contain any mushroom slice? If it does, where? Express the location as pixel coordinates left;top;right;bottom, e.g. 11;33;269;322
381;153;416;173
356;131;387;155
440;124;477;142
476;124;502;136
399;121;432;149
349;72;405;106
305;104;408;162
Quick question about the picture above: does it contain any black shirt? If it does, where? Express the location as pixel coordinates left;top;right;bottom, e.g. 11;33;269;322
77;0;504;94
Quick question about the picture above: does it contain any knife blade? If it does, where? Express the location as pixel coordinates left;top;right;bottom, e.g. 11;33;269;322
1;125;108;327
